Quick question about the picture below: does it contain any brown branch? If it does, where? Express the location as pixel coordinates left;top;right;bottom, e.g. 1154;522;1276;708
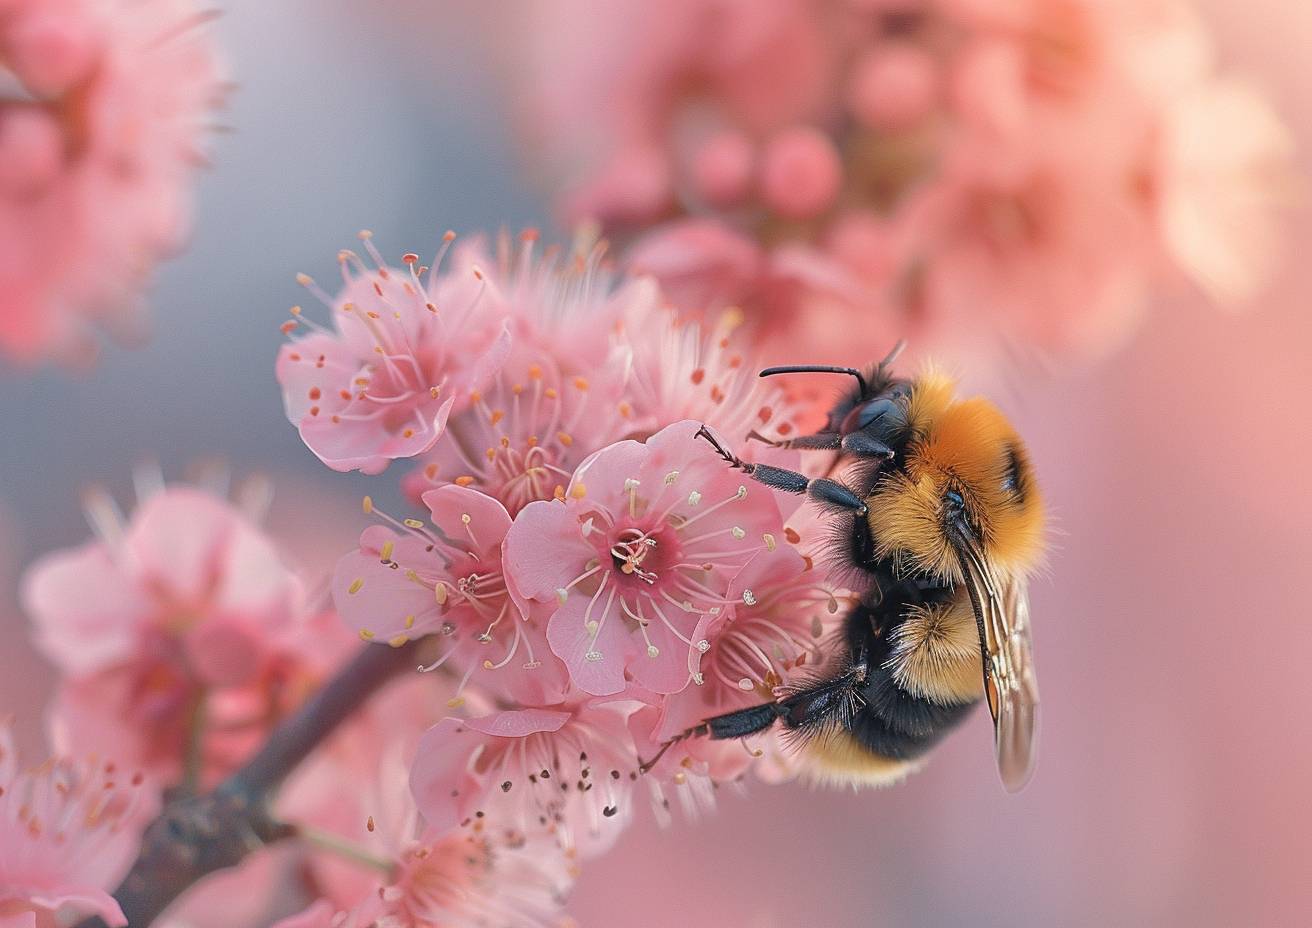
76;641;418;928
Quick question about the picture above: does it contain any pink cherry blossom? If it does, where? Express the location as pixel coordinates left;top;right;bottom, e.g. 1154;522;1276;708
617;297;802;449
0;0;222;365
1153;77;1294;305
402;238;657;515
514;0;1291;363
637;544;844;783
410;700;643;857
503;420;791;697
21;484;306;787
520;0;834;229
0;722;158;928
276;233;513;474
332;486;570;707
270;828;573;928
280;687;576;927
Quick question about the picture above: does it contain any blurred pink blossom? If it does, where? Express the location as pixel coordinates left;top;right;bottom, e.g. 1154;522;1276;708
0;0;222;366
515;0;1293;363
0;722;158;928
21;484;308;788
276;677;577;926
271;827;574;928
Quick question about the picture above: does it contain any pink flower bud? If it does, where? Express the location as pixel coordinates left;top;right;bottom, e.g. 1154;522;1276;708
848;44;938;130
760;125;843;220
690;130;755;206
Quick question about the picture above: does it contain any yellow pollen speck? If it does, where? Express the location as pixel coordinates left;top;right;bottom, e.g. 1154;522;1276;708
404;615;416;629
470;390;482;403
362;496;374;514
486;448;497;461
403;429;415;438
664;471;679;485
348;578;364;595
403;518;424;529
528;364;543;379
483;660;494;670
380;541;394;561
544;387;558;399
557;432;574;447
435;584;448;605
763;533;777;551
553;485;565;500
573;377;589;391
359;629;375;641
731;527;745;539
569;482;586;499
430;386;440;398
388;635;408;648
296;273;313;286
618;402;632;419
446;696;465;709
461;513;471;524
455;476;475;487
490;410;505;425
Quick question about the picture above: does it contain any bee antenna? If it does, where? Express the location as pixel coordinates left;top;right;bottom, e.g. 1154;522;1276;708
879;339;907;369
758;365;868;395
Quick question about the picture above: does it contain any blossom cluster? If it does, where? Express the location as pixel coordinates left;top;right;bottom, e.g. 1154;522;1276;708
270;230;851;918
0;0;222;365
0;230;850;927
517;0;1292;363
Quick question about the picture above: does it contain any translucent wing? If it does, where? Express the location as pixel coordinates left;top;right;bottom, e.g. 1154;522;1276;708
958;544;1040;792
990;575;1039;791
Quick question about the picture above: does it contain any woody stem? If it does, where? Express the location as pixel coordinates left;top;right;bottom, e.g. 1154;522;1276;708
74;640;419;928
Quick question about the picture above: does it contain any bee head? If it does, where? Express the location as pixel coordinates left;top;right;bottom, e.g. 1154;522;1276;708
865;376;1045;583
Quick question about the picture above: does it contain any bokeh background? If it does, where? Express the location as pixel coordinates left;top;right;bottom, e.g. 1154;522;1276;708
2;2;1309;925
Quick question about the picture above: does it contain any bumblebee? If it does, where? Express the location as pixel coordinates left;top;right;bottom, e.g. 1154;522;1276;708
669;345;1045;791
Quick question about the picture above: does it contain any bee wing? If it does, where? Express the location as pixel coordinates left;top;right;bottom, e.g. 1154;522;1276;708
991;574;1039;791
958;543;1040;792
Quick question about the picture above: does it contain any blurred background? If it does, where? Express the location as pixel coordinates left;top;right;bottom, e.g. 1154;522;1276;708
1;1;1309;925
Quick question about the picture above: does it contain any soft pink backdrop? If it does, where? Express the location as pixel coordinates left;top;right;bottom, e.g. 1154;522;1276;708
0;1;1306;925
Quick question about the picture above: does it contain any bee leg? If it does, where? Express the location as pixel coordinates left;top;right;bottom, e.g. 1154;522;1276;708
840;430;894;461
747;429;842;451
696;425;868;514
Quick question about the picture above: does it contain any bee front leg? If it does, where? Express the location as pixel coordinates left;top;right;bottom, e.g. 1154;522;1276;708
695;425;868;514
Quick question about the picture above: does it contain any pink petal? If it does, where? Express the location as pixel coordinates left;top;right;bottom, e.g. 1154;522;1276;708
332;529;441;640
545;593;631;697
462;708;571;738
408;718;487;829
502;500;596;602
420;484;512;555
21;543;147;674
124;488;239;608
